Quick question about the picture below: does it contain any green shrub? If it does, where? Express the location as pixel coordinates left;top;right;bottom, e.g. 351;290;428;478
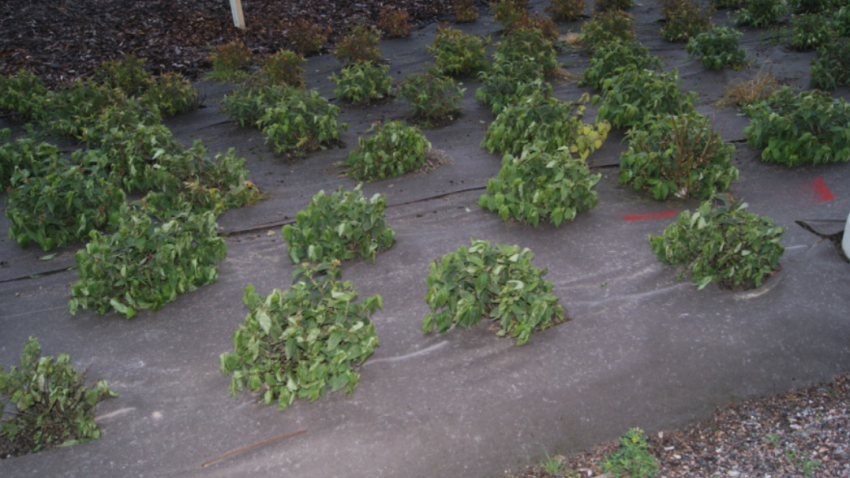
686;27;748;69
377;6;413;38
287;19;330;55
208;40;253;81
333;23;382;65
0;337;118;457
660;0;714;42
594;68;697;130
345;121;431;180
602;429;659;478
596;0;633;10
256;88;345;155
281;185;395;264
619;110;738;200
547;0;587;20
790;13;833;50
140;72;199;116
95;122;186;192
482;91;610;156
713;0;746;9
5;163;126;251
69;203;227;318
95;54;153;97
422;238;565;345
44;80;129;141
330;62;394;105
479;145;601;226
788;0;834;13
475;64;550;115
0;134;61;189
220;84;294;127
735;0;788;27
649;199;785;290
177;142;263;212
219;262;381;411
580;40;663;90
496;28;559;76
256;50;306;88
455;0;480;22
398;70;465;126
493;0;529;28
580;10;637;50
833;6;850;36
811;37;850;89
744;87;850;165
510;13;561;41
0;70;48;122
429;25;488;77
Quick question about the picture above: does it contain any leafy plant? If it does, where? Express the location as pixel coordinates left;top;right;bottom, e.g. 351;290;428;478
713;0;747;9
715;70;781;107
833;6;850;37
0;134;61;189
257;88;345;155
619;110;738;200
594;68;697;130
220;84;294;128
660;0;714;42
788;0;834;13
255;50;306;88
790;13;833;50
597;0;633;11
511;13;561;41
479;145;601;226
333;23;382;65
345;121;431;180
455;0;480;22
177;142;263;213
580;40;663;90
493;0;530;28
422;238;565;345
476;65;550;115
547;0;587;21
219;262;381;411
686;27;748;70
377;7;413;38
208;39;253;81
94;122;186;192
281;185;395;264
43;80;129;141
428;25;488;77
811;37;850;89
95;54;153;97
649;198;785;290
496;27;559;76
744;87;850;165
0;70;48;122
735;0;788;27
330;62;394;105
69;202;227;318
0;337;117;457
580;10;637;51
602;428;659;478
287;19;330;55
140;72;199;116
482;91;610;156
5;162;126;251
398;70;465;126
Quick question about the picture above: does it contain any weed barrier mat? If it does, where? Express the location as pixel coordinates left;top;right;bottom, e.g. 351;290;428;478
1;2;849;477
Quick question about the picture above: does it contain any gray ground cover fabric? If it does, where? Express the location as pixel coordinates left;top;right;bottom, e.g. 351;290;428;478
1;1;849;476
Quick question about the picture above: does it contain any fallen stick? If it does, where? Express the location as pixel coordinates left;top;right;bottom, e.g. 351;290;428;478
200;429;307;468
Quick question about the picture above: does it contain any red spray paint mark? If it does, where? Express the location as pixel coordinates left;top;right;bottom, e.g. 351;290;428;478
623;211;678;222
813;177;835;202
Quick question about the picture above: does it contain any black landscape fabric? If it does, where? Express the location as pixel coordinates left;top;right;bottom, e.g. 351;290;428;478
1;1;849;477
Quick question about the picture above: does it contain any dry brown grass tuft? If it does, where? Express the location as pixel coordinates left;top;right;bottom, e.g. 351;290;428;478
715;70;782;108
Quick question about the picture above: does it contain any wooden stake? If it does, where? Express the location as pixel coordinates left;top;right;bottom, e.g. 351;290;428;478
200;429;307;468
229;0;246;30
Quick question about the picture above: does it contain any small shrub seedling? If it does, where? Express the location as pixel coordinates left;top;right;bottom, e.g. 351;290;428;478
398;70;465;126
0;337;118;457
141;72;199;116
790;13;833;51
482;91;610;157
330;62;394;105
788;0;834;14
44;80;132;141
69;201;227;318
287;19;330;55
493;0;530;28
811;37;850;89
735;0;789;27
423;238;565;345
281;185;395;264
686;27;748;70
221;84;294;128
95;54;153;97
345;121;431;181
510;14;561;41
547;0;587;21
176;141;264;213
602;428;659;478
619;110;738;200
496;27;559;76
649;198;785;290
580;40;663;90
220;262;381;411
580;10;638;50
833;7;850;37
596;0;633;11
594;68;698;130
255;50;306;88
428;25;488;77
333;23;382;65
476;64;550;115
479;145;602;226
660;0;714;42
256;88;345;155
95;122;186;192
0;70;49;122
377;7;413;38
454;0;480;22
0;134;61;189
208;39;253;81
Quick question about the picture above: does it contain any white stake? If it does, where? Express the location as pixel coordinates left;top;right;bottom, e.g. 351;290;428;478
229;0;246;30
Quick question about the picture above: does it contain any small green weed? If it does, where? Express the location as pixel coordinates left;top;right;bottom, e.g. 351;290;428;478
602;428;659;478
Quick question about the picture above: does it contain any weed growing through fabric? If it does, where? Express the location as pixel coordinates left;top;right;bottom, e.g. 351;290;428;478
602;428;659;478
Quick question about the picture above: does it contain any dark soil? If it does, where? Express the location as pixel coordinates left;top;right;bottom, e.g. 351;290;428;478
0;0;459;86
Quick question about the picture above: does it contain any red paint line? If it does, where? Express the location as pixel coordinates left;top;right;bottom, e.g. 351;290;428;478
623;211;678;222
813;177;835;202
